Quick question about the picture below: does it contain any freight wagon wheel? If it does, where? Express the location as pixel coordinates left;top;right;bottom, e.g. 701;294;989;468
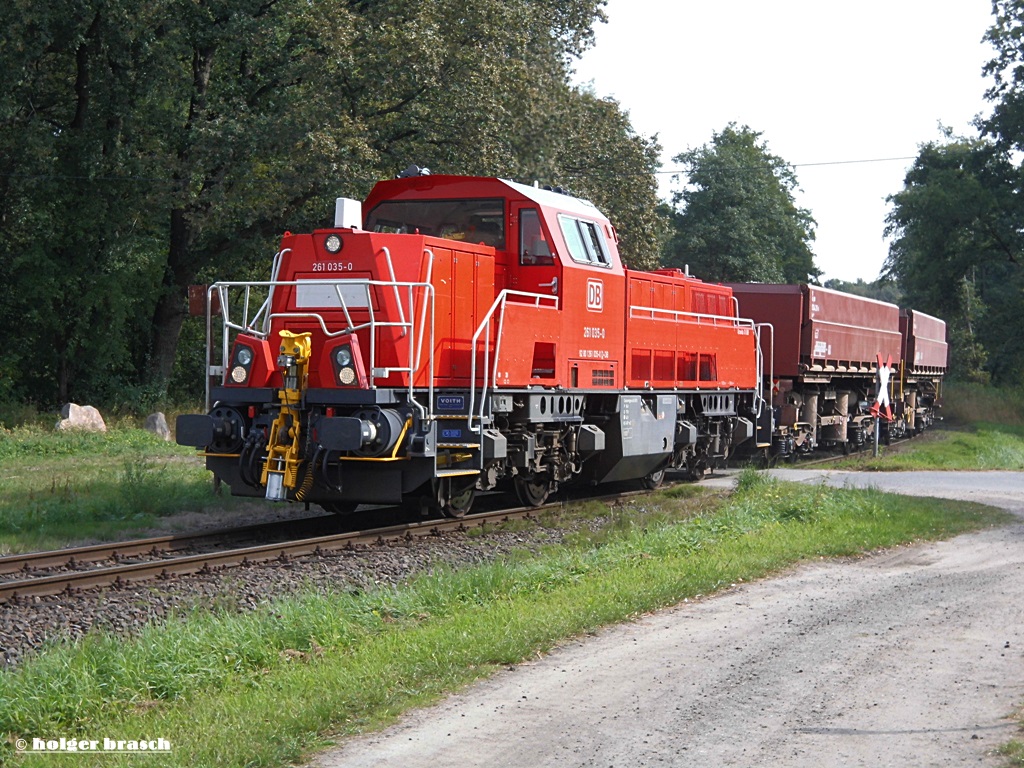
641;467;666;490
514;473;552;507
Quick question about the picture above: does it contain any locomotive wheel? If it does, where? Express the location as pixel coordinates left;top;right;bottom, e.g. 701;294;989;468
418;478;477;519
514;474;552;507
444;481;476;519
321;501;358;516
641;467;666;490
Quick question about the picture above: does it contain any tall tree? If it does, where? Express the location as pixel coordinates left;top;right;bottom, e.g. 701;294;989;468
2;0;652;406
0;0;163;404
883;135;1022;382
662;124;819;284
547;90;665;270
982;0;1024;154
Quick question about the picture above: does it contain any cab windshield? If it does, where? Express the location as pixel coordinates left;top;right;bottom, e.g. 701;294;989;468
365;198;505;248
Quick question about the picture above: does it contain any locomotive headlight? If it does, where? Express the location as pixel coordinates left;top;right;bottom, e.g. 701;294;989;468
228;343;254;385
332;344;358;386
324;234;343;253
328;339;364;389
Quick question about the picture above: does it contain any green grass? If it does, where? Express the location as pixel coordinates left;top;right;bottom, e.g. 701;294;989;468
0;425;235;553
1000;734;1024;766
827;381;1024;472
0;471;1007;768
833;422;1024;472
940;382;1024;428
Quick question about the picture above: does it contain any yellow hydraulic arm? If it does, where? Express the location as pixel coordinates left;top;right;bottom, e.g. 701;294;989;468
262;330;312;501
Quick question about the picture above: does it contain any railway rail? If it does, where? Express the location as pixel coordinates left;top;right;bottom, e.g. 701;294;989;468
0;503;568;605
0;514;339;579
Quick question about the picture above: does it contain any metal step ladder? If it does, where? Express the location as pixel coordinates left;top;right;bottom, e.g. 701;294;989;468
434;414;481;479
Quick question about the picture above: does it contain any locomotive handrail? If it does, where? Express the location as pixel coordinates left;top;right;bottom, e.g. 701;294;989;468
380;246;410;341
205;276;435;415
628;303;757;329
467;289;560;435
227;248;288;338
754;322;774;420
412;250;436;422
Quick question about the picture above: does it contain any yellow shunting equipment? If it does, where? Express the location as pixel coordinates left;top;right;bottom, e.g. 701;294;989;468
262;330;312;501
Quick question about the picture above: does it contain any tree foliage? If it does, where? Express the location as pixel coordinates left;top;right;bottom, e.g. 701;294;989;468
982;0;1024;154
662;124;820;284
552;90;665;270
884;137;1020;307
0;0;666;407
884;134;1024;383
884;1;1024;385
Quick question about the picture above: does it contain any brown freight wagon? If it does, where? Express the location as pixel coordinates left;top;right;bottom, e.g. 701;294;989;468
898;309;948;433
727;283;942;458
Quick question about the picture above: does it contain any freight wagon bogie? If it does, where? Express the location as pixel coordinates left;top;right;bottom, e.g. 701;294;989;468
177;172;761;517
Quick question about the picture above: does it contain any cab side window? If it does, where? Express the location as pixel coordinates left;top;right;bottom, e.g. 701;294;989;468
558;215;610;267
519;209;554;265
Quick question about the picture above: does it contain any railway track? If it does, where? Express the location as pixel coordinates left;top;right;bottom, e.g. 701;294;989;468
0;504;557;604
765;432;919;469
0;513;343;578
1;447;904;605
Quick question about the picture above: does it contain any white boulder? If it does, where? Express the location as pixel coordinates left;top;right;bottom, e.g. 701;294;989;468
56;403;107;433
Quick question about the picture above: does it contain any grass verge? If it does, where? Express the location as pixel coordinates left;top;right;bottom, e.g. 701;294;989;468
0;472;1008;767
832;422;1024;471
827;381;1024;472
1000;722;1024;767
0;425;235;553
940;382;1024;427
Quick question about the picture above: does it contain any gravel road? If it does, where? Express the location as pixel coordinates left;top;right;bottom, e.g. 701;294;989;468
309;470;1024;768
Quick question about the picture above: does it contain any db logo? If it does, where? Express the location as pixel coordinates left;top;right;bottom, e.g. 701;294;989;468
587;279;603;311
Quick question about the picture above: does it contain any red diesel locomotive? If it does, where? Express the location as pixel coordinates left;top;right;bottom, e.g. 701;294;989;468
176;170;763;516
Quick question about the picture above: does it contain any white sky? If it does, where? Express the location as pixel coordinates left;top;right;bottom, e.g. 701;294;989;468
572;0;995;283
